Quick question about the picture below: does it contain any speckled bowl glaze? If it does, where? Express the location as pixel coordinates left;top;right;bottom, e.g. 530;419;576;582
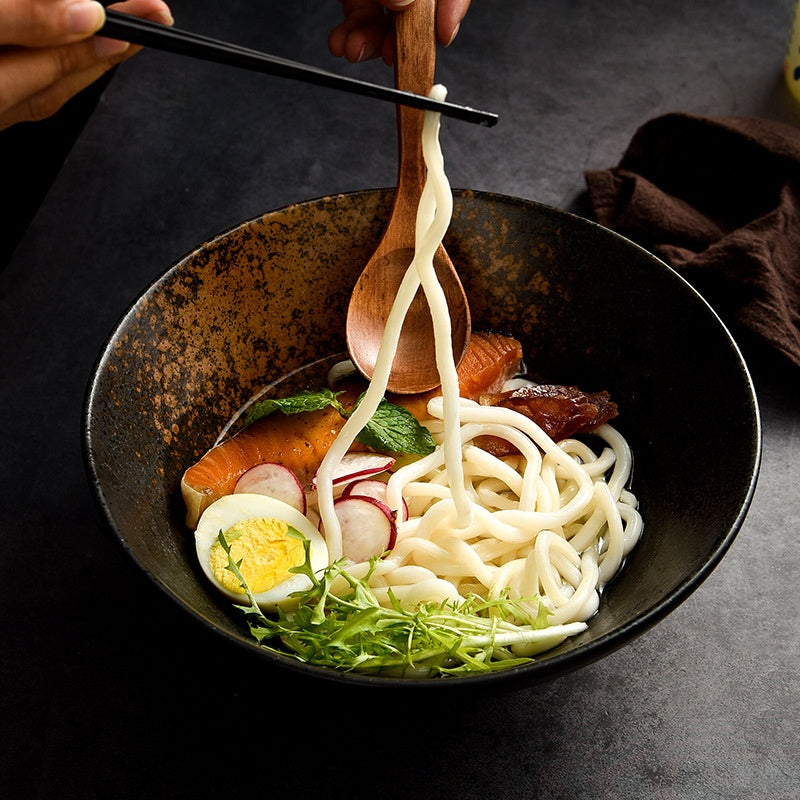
83;189;760;692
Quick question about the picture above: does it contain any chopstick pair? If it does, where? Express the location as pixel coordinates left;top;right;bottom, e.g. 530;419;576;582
100;10;498;127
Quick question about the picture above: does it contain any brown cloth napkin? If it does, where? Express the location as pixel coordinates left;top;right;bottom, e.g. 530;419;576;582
585;112;800;368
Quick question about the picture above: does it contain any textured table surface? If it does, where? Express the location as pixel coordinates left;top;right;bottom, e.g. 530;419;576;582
1;1;798;797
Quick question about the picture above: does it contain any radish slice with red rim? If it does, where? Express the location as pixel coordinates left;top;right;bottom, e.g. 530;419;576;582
342;478;408;522
234;462;306;514
313;452;396;488
331;495;397;563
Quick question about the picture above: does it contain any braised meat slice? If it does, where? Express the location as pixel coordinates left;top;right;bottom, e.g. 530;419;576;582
479;384;618;454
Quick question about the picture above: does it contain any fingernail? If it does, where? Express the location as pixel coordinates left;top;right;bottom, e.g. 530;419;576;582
155;9;175;26
356;42;376;62
445;23;460;47
93;36;130;59
68;1;106;36
392;1;416;7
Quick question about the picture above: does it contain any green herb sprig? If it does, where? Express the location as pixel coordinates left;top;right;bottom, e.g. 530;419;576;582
220;532;558;678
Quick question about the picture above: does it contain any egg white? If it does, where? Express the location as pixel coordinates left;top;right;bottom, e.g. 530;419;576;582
195;492;328;611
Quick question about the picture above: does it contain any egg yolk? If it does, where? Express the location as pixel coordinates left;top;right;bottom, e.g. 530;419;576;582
209;517;305;594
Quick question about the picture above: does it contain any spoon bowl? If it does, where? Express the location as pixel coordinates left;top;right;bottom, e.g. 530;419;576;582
345;0;471;394
347;246;470;394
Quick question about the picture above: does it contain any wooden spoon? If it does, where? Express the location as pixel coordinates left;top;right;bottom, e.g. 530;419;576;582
345;0;471;395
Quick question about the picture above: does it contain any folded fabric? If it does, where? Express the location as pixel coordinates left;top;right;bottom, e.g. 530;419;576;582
585;112;800;369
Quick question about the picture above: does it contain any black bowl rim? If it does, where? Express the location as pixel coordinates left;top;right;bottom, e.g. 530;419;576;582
82;188;762;692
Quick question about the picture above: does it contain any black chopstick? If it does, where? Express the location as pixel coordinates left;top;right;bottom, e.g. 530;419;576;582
100;10;498;127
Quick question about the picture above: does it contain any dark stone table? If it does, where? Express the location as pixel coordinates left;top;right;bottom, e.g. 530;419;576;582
1;1;797;797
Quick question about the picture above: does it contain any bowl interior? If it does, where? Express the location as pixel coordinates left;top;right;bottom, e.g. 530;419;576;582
84;189;760;690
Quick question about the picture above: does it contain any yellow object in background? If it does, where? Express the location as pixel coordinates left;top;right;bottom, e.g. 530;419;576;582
786;1;800;102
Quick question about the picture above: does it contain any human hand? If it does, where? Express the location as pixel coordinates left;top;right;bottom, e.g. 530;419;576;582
328;0;470;64
0;0;173;131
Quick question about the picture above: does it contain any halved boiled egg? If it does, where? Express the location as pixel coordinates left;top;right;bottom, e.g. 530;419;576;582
195;492;328;612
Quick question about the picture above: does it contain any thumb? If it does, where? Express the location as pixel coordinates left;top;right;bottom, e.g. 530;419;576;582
0;0;106;47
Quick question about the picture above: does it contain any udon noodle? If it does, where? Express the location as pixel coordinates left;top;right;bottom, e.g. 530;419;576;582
314;85;643;639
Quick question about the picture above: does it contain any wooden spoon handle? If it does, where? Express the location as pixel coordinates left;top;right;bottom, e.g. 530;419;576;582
386;0;436;250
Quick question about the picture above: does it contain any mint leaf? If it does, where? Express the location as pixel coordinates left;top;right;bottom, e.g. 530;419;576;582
243;386;434;457
244;388;345;425
242;386;434;456
354;398;435;456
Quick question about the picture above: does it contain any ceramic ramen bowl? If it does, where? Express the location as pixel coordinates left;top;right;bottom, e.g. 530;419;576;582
83;189;761;692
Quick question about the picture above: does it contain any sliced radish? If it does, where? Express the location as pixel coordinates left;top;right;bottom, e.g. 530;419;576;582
342;478;408;523
341;478;387;500
313;452;396;489
234;462;306;514
332;496;397;563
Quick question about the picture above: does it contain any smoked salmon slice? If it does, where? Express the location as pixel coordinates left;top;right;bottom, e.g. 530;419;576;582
181;391;363;528
456;331;524;399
